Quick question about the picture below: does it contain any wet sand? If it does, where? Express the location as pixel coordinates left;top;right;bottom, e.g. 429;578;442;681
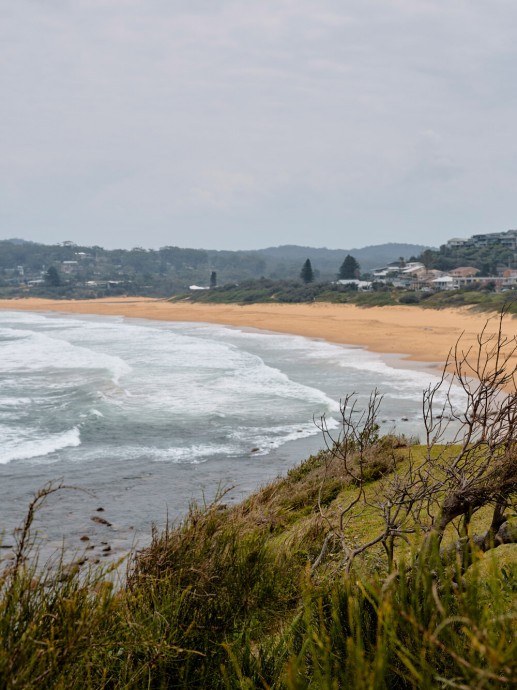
0;297;514;373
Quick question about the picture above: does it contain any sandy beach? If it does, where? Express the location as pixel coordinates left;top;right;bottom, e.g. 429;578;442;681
0;297;515;372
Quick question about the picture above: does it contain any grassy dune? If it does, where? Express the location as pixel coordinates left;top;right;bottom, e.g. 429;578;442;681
1;439;516;689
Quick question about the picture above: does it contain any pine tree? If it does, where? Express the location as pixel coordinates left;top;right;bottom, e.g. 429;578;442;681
338;255;360;280
300;259;314;284
45;266;61;287
210;271;217;288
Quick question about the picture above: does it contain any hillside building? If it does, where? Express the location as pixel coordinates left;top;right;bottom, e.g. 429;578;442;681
446;229;517;250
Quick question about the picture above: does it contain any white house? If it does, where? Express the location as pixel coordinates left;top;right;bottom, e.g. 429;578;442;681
432;276;457;290
335;279;372;291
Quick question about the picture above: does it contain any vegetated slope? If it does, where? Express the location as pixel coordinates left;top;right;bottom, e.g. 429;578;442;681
419;239;517;275
0;239;429;299
1;438;515;689
255;242;430;275
181;278;517;313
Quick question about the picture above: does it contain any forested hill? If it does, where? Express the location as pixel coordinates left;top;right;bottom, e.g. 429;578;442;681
0;239;428;298
254;243;429;273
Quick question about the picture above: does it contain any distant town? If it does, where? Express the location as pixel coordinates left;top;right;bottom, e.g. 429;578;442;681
1;229;517;302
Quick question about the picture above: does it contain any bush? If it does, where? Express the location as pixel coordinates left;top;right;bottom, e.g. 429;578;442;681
398;293;420;304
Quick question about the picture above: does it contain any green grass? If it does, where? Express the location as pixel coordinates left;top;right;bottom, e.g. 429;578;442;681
1;445;516;689
172;280;400;306
174;279;517;313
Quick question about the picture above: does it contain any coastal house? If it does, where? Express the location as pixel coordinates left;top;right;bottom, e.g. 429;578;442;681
446;229;517;250
500;269;517;288
335;279;372;291
431;274;505;291
471;230;517;249
449;266;479;278
432;276;457;290
400;262;425;273
446;238;470;248
61;260;79;274
412;269;443;286
371;261;423;282
371;268;391;279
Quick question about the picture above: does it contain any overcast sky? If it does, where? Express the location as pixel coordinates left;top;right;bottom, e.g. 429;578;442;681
1;1;517;250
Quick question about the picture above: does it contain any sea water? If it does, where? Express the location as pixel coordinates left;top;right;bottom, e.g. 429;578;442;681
0;310;463;563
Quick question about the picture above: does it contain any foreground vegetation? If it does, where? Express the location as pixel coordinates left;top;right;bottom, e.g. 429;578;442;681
1;447;515;689
1;316;517;688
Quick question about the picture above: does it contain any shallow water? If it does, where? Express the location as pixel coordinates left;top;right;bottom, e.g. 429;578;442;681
0;310;462;564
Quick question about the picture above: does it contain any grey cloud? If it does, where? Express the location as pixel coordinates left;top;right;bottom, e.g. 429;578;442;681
1;1;517;249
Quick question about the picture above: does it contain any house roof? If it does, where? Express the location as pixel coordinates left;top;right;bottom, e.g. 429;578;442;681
449;266;479;277
432;275;455;283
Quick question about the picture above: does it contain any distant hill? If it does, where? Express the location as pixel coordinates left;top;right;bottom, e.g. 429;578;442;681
253;243;431;276
0;239;431;298
4;238;34;246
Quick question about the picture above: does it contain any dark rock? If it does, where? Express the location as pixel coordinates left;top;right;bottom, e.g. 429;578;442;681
91;516;112;527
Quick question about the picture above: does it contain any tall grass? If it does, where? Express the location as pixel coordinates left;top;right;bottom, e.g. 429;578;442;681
280;549;517;690
1;467;516;688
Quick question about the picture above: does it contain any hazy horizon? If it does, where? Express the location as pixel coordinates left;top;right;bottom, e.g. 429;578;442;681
4;236;430;254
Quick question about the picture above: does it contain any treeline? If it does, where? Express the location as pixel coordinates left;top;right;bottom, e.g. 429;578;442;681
2;236;516;301
419;243;517;275
0;239;428;299
182;278;393;305
0;241;268;297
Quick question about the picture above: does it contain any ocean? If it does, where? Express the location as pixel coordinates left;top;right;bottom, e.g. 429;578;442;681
0;310;463;564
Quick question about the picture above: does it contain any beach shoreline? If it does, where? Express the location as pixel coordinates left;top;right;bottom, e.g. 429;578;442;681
0;297;511;565
0;297;514;373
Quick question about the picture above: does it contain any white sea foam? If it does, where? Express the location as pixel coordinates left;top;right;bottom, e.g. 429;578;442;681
0;310;451;472
0;326;131;384
0;426;81;464
72;442;244;465
0;311;57;325
97;327;341;417
149;444;242;463
229;419;337;455
202;323;460;388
